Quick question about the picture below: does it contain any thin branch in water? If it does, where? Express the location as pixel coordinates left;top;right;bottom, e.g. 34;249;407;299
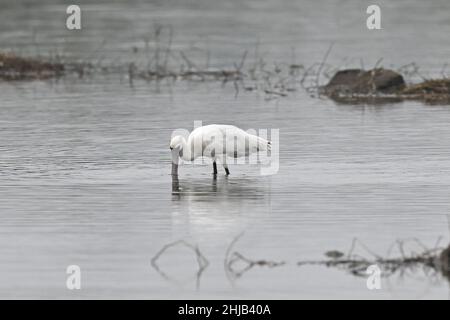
151;240;209;290
373;57;384;69
224;232;285;283
179;51;198;71
315;42;334;93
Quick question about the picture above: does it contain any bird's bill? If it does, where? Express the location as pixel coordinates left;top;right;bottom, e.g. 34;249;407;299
171;162;179;176
171;148;180;176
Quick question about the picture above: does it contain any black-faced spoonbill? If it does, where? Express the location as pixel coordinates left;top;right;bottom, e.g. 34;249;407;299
169;124;271;176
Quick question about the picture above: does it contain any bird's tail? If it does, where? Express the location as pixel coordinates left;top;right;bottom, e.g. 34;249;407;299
254;136;271;152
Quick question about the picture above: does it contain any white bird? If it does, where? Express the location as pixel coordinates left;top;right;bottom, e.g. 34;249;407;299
169;124;271;176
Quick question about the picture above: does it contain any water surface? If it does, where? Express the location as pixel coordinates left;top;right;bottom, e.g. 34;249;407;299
1;0;450;299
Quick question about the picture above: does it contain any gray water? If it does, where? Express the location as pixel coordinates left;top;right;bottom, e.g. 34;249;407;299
1;0;450;299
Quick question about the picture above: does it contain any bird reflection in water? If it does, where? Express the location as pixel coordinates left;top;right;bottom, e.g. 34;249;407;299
171;173;270;203
172;174;221;196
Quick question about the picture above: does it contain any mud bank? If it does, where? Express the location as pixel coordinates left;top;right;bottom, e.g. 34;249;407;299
323;68;450;104
0;53;64;80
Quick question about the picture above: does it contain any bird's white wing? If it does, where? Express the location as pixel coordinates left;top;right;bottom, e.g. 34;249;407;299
188;124;271;159
188;125;224;158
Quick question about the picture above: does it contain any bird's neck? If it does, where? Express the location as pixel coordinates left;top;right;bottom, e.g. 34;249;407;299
180;137;193;161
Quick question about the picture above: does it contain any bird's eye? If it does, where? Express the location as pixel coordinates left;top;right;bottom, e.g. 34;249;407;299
170;146;173;150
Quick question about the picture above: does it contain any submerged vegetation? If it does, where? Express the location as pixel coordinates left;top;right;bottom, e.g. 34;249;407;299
1;26;450;104
297;238;450;282
152;232;450;290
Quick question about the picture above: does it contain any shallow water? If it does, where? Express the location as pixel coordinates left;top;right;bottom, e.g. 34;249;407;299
1;0;450;299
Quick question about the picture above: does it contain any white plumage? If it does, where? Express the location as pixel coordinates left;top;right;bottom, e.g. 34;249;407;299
170;124;271;176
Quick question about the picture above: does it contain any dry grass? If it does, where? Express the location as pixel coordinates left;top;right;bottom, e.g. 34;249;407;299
2;25;450;104
0;25;324;100
400;79;450;104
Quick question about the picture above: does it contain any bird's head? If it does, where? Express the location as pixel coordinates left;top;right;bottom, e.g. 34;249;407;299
169;135;184;151
169;135;184;176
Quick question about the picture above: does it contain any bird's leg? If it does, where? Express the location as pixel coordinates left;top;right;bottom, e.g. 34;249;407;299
223;164;230;175
212;161;218;176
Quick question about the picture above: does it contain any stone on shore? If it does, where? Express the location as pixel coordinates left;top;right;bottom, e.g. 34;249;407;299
323;68;406;96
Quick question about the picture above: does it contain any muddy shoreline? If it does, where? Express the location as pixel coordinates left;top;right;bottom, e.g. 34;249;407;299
2;52;450;105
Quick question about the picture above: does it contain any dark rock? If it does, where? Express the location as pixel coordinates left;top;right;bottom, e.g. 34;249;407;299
323;68;406;96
